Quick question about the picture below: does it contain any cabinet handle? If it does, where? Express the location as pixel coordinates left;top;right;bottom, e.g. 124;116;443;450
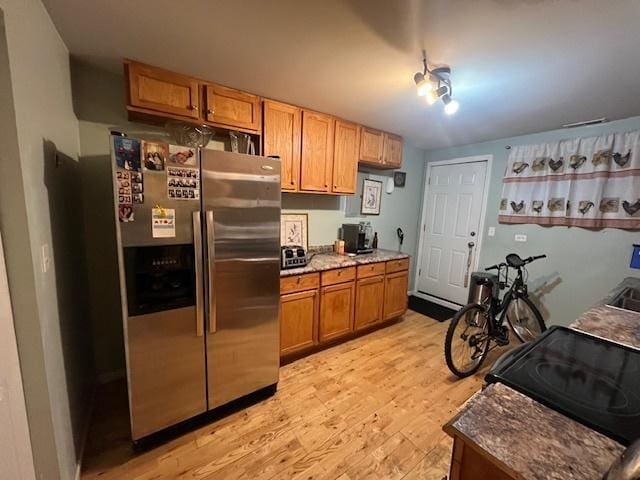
190;105;199;111
297;276;302;283
207;109;214;115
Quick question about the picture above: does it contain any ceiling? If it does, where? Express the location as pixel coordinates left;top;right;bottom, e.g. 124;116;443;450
42;0;640;150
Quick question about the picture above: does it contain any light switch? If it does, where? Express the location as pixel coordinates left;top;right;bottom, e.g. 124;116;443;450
487;227;496;237
514;234;527;242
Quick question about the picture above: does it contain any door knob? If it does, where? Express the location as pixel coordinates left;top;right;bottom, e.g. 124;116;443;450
470;231;476;237
468;241;475;248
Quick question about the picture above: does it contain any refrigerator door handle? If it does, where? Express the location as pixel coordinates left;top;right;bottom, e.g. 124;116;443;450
206;210;217;334
193;211;204;337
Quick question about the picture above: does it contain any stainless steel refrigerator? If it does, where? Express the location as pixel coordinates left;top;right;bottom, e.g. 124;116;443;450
111;135;280;441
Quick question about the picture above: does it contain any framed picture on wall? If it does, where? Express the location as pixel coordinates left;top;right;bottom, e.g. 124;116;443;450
361;179;382;215
281;213;308;249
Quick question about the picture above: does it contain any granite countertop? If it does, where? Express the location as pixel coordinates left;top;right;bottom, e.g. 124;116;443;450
570;277;640;349
443;278;640;479
280;249;409;277
445;383;625;480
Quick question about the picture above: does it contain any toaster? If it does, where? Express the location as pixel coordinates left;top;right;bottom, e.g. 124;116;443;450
281;245;307;270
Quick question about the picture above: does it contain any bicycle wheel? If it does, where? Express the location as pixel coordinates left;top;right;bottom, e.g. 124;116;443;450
444;304;490;378
504;296;546;343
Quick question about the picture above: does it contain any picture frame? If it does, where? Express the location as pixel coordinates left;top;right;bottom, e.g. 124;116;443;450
281;213;308;250
361;179;382;215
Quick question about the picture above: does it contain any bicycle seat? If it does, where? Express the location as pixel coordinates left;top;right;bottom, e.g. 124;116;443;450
506;253;524;268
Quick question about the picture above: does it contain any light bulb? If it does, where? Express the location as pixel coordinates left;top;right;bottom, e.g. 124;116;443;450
425;89;438;105
414;72;432;97
444;99;459;115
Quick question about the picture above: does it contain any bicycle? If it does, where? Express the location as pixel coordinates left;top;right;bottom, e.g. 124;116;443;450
444;253;547;378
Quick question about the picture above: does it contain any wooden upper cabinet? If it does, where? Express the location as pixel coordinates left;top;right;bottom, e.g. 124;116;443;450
126;60;200;119
383;133;403;168
332;120;360;194
300;110;334;192
263;100;301;191
204;84;261;132
359;127;384;165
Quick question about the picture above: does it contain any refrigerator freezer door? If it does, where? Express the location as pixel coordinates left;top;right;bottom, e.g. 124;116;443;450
201;150;281;409
127;306;206;440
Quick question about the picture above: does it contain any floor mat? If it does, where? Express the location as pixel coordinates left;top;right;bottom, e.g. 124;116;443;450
408;295;458;322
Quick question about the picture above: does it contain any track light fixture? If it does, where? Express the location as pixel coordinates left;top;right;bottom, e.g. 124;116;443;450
413;50;459;114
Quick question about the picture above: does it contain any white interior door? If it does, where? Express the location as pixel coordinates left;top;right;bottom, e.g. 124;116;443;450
418;161;488;306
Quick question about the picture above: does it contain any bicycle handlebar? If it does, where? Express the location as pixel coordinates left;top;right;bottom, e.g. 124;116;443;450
485;254;546;271
523;254;547;264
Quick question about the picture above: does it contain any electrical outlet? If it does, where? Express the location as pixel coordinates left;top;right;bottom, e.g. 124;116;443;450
41;244;51;273
487;227;496;237
514;234;527;242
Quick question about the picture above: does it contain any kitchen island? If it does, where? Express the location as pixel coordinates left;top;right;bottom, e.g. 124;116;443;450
443;277;640;480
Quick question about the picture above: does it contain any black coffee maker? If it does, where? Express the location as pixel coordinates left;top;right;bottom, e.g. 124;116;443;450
341;223;373;254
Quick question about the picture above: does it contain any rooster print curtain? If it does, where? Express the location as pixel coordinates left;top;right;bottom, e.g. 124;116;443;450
499;129;640;228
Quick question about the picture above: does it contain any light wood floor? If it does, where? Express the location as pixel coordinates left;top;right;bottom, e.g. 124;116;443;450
81;311;505;480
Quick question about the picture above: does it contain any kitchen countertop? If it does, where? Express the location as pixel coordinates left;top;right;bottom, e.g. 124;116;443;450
444;383;625;480
571;277;640;349
444;278;640;479
280;249;409;277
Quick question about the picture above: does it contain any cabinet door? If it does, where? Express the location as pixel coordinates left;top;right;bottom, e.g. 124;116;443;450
359;127;384;165
300;110;334;192
319;281;354;343
383;270;409;320
355;275;385;330
280;289;318;356
127;61;200;119
263;100;301;191
383;133;403;168
332;120;360;194
205;84;261;132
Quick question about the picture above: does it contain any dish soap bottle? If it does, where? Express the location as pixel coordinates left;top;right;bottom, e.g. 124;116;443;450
372;232;378;249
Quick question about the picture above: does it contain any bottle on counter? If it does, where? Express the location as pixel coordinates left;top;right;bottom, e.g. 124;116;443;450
372;232;378;249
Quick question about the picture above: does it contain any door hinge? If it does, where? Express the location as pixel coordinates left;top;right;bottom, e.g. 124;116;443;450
418;268;422;276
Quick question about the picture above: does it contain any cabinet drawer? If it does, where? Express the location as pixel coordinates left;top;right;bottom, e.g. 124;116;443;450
386;258;409;273
357;262;386;279
321;267;356;286
280;273;320;294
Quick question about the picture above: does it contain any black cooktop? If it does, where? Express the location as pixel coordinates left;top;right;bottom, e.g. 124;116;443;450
486;326;640;446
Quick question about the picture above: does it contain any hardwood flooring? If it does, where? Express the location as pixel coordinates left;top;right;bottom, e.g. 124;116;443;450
81;311;506;480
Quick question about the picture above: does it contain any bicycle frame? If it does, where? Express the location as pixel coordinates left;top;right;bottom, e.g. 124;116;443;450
485;265;528;338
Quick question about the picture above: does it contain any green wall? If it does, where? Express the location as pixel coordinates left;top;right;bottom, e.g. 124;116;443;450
422;116;640;325
282;143;425;287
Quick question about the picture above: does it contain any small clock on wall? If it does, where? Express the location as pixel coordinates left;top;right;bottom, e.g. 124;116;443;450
393;171;406;187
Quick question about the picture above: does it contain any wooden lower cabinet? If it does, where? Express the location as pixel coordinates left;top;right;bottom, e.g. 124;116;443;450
280;289;318;356
383;270;409;320
449;437;515;480
280;260;409;359
355;275;385;330
319;281;355;342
